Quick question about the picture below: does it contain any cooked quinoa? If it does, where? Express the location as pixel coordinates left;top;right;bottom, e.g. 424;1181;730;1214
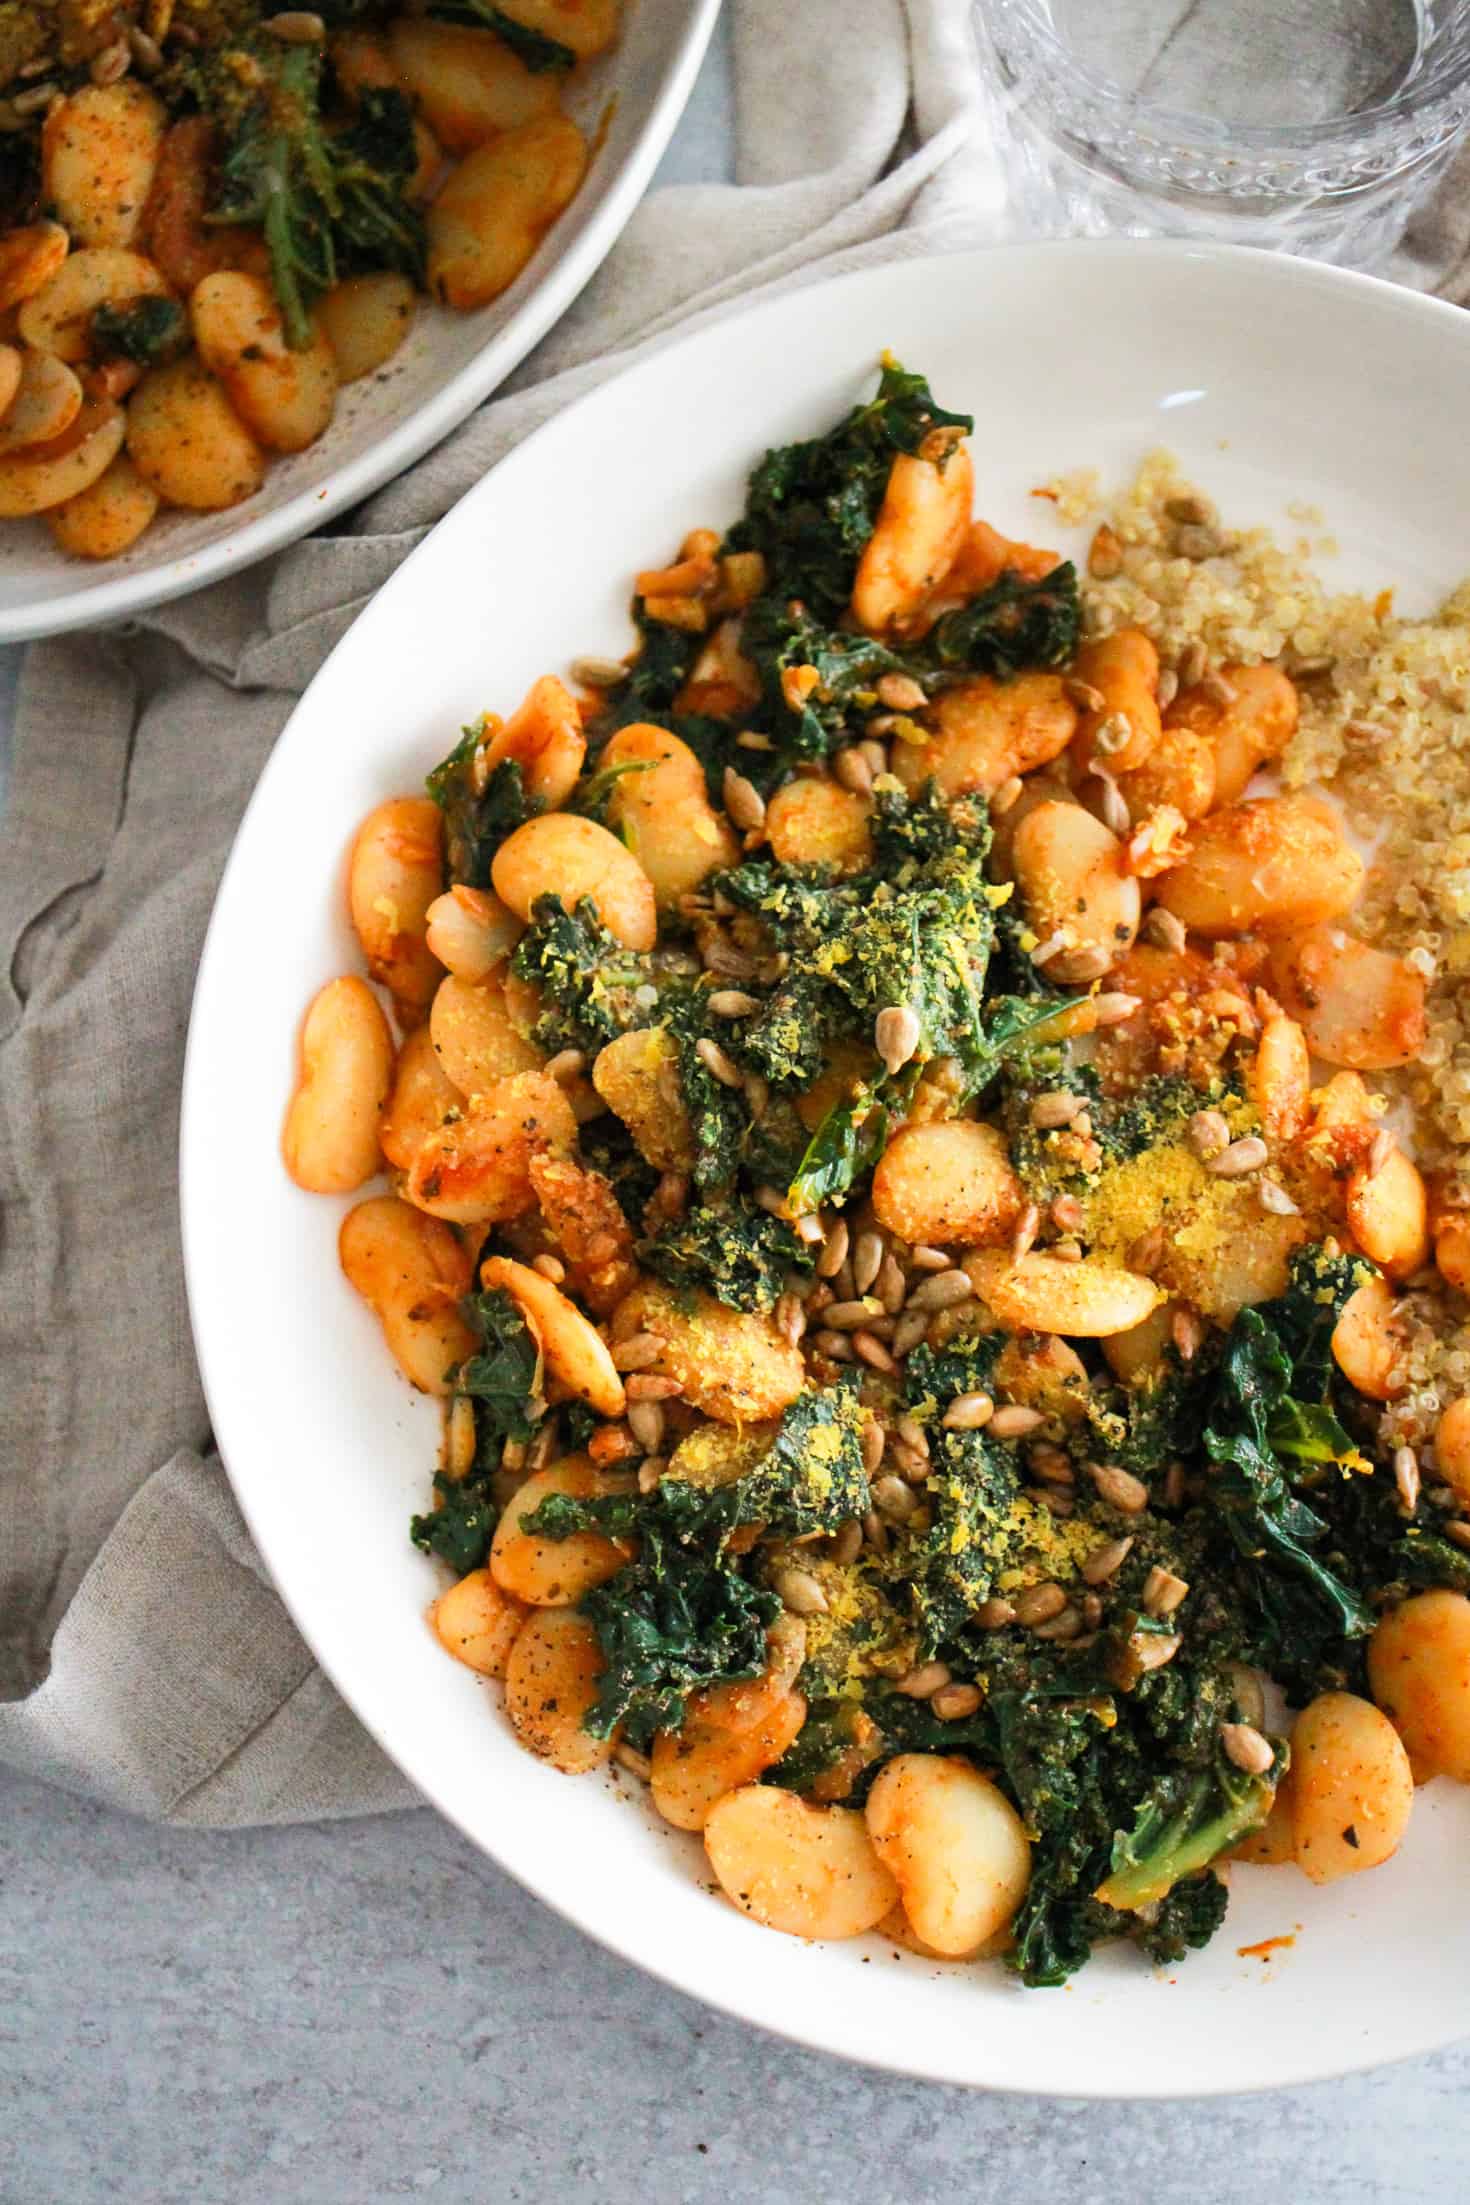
1078;452;1470;1450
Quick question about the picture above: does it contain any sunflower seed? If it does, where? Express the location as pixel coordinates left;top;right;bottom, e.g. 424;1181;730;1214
265;10;327;39
1090;991;1142;1027
897;1661;951;1698
906;1269;973;1313
1141;1565;1189;1617
695;1036;743;1088
570;655;628;689
1011;1201;1041;1261
1187;1108;1231;1160
90;38;132;84
1142;905;1188;952
775;1567;829;1617
930;1682;983;1721
1089;1461;1149;1512
1013;1581;1068;1626
722;767;767;831
1207;1134;1269;1178
1081;1534;1135;1584
627;1399;665;1453
989;1404;1046;1439
828;1519;863;1566
892;1310;930;1357
1221;1722;1274;1777
875;1003;922;1076
1258;1177;1298;1216
833;747;874;795
817;1216;850;1278
853;1230;886;1296
1031;1089;1082;1130
854;1330;898;1373
974;1597;1016;1628
872;1474;918;1521
708;988;759;1018
626;1374;683;1402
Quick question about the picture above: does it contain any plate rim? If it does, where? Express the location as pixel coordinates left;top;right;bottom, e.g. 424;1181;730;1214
181;235;1470;2098
0;0;722;647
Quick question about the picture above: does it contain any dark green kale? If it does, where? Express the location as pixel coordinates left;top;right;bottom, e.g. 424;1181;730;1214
408;1290;539;1568
922;562;1080;679
575;1117;661;1234
524;1476;779;1750
732;967;840;1091
509;895;654;1054
410;1469;499;1573
201;45;425;348
741;1380;872;1536
1136;1871;1231;1966
739;594;915;761
1090;1361;1213;1480
427;725;535;886
1202;1266;1379;1693
90;296;188;368
425;0;576;69
728;357;972;617
892;1336;1018;1650
640;1195;812;1312
710;788;1010;1211
787;1078;892;1216
453;1286;544;1448
664;989;750;1193
1094;1749;1282;1911
522;1386;870;1746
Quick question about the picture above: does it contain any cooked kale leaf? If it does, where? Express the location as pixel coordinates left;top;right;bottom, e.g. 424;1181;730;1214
522;1387;870;1746
640;1196;812;1312
510;895;653;1054
524;1477;779;1749
410;1470;499;1573
453;1287;543;1447
202;45;425;348
728;357;972;617
923;562;1080;678
1094;1749;1282;1912
427;726;535;887
91;295;188;367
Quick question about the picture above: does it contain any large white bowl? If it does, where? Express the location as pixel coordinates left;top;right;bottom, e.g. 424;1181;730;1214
182;241;1470;2097
0;0;720;644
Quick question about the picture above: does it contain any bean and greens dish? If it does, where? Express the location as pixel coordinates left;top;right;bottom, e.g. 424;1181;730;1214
284;358;1470;1986
0;0;610;556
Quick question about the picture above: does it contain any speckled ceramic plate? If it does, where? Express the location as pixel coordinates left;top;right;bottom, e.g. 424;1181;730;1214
182;241;1470;2096
0;0;720;644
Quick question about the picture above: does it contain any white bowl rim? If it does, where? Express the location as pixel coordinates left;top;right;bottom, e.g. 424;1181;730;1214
0;0;721;647
181;235;1470;2099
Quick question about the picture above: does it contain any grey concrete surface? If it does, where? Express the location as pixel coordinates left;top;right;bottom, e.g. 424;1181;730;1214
4;21;1468;2200
3;1766;1467;2205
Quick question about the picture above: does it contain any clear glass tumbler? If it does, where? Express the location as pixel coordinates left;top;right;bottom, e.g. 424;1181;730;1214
973;0;1470;267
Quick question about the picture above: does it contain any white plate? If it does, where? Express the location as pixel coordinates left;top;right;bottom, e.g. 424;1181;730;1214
0;0;720;644
182;241;1470;2097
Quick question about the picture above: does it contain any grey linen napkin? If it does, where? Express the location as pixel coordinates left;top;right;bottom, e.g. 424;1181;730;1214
0;0;995;1824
